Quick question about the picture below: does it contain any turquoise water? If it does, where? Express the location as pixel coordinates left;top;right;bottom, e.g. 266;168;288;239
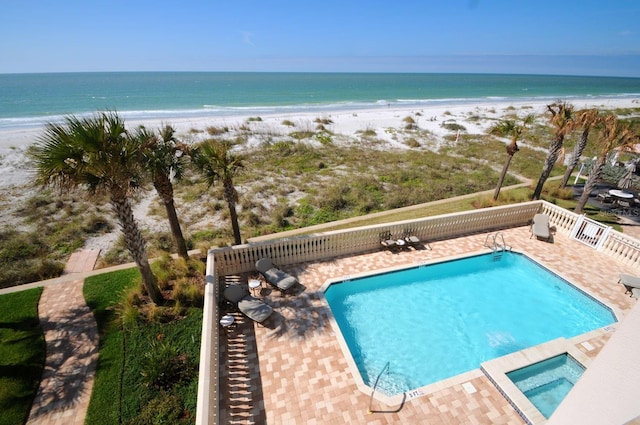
507;354;585;419
324;252;615;396
1;72;639;129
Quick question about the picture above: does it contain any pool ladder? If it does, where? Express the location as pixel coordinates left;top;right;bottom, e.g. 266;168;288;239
484;232;510;260
368;361;390;414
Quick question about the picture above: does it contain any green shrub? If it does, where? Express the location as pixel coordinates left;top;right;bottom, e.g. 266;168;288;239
205;126;229;135
406;138;420;148
174;278;204;308
315;132;333;145
289;130;315;140
357;128;377;137
139;339;193;390
403;116;416;124
314;117;333;125
124;392;188;425
442;122;466;131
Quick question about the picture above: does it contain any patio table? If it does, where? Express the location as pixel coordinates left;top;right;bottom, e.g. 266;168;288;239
609;189;634;199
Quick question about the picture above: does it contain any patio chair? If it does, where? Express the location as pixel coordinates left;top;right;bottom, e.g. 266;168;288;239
530;213;551;241
255;257;298;292
618;274;640;299
223;284;273;323
597;192;613;203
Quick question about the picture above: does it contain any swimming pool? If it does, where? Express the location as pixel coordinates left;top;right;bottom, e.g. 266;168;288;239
324;252;616;396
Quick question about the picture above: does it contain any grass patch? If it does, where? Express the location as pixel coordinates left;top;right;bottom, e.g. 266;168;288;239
0;287;45;425
84;267;202;424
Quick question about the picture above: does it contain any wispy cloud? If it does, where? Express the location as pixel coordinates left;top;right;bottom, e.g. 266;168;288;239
241;31;254;46
618;30;634;36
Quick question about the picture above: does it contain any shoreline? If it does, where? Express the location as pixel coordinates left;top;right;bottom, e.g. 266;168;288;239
1;97;638;188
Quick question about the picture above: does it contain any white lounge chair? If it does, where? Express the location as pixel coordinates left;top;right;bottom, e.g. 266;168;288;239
618;274;640;299
255;258;298;292
530;213;551;241
223;285;273;323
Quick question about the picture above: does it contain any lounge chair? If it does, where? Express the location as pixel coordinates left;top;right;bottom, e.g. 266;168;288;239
530;213;551;241
379;231;399;250
255;258;298;292
223;284;273;323
618;274;640;299
402;229;431;250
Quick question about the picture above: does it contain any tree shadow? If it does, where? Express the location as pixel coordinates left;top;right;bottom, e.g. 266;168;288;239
0;316;41;331
28;304;98;420
265;290;331;340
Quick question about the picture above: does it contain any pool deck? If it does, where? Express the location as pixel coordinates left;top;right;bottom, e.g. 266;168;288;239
218;226;638;424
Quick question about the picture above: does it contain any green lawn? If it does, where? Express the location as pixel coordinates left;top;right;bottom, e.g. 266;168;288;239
84;267;202;425
0;288;45;425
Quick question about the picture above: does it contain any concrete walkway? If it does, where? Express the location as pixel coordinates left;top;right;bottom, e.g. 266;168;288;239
26;250;101;425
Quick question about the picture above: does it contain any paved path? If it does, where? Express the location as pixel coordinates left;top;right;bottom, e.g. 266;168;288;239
26;250;101;425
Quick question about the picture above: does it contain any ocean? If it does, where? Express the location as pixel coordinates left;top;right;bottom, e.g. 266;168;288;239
1;72;640;130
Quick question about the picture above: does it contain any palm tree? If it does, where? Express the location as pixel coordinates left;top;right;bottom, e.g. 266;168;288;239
575;115;638;214
30;112;164;304
489;114;535;200
532;101;576;200
135;124;189;260
560;108;600;188
191;139;245;245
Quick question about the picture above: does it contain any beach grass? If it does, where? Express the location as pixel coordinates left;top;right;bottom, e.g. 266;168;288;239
0;189;113;288
84;266;202;425
0;287;45;425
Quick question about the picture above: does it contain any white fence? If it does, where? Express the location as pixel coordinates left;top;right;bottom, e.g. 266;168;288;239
211;201;543;276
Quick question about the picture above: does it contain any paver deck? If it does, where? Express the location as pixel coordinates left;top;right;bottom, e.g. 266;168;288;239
27;250;100;425
218;227;637;424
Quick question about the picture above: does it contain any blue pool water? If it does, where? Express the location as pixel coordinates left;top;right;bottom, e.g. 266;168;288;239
507;354;585;419
324;252;615;396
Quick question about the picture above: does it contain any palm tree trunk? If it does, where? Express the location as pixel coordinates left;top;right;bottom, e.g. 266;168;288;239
227;200;242;245
164;199;189;259
224;180;242;245
153;178;189;260
110;193;164;304
532;136;564;200
493;154;514;200
560;130;589;188
574;156;606;214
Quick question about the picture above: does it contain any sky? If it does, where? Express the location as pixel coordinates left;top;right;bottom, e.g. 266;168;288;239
1;0;640;77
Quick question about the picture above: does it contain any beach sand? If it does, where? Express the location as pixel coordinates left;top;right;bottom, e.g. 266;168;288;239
1;97;637;252
1;98;637;188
